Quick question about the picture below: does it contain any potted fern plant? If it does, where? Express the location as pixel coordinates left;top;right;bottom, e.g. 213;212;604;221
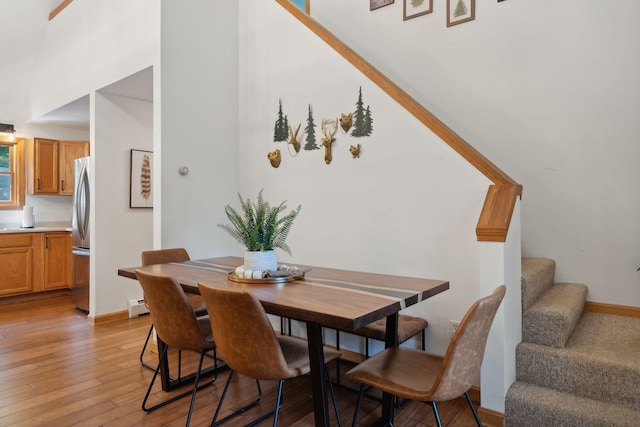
218;190;301;273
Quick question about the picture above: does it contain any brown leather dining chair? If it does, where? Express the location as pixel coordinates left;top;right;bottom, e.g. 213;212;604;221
140;248;208;376
346;285;506;427
198;283;343;427
136;270;218;427
333;314;428;387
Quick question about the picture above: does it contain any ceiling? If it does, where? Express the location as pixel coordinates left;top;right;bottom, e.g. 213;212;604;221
0;1;153;131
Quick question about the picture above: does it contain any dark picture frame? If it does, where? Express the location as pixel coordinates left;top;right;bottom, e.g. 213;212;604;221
447;0;475;27
370;0;394;11
130;149;153;208
404;0;433;21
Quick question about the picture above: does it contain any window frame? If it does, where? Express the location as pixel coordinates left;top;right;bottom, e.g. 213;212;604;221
0;137;25;210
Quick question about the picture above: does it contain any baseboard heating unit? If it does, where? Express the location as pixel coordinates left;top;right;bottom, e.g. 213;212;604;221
128;298;150;318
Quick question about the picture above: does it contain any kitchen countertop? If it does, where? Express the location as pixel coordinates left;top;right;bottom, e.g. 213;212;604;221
0;226;72;234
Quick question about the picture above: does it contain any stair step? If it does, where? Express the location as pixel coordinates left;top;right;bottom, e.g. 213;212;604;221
516;312;640;411
505;381;640;427
521;258;555;312
522;282;587;347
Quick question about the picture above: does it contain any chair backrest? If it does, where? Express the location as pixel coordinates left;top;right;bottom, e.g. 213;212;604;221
135;269;210;351
141;248;190;266
430;285;506;402
198;284;298;380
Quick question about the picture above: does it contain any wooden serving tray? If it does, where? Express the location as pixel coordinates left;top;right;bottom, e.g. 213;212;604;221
227;271;306;284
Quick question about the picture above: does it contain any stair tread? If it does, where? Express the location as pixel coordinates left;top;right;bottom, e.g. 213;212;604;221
521;257;555;313
522;282;587;347
567;311;640;364
506;381;640;427
516;312;640;410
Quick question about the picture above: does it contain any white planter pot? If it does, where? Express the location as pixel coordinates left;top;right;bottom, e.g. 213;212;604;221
244;250;277;272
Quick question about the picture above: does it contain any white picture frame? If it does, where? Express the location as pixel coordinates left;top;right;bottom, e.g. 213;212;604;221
130;149;153;208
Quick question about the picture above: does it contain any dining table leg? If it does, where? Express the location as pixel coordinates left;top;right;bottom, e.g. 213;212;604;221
157;337;172;391
307;322;330;427
380;313;399;424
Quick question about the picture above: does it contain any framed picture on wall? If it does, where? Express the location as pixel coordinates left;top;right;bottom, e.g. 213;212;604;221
371;0;394;11
404;0;433;21
447;0;475;27
130;149;153;208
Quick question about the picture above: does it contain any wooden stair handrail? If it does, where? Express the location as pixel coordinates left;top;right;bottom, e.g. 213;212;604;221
49;0;74;21
276;0;522;242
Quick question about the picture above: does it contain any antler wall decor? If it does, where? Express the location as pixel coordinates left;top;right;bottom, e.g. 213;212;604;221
320;118;338;165
288;123;301;154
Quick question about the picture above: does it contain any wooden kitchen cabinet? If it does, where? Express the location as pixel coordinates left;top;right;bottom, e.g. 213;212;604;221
43;233;72;290
59;141;89;195
28;138;58;194
27;138;89;195
0;232;71;298
0;234;36;296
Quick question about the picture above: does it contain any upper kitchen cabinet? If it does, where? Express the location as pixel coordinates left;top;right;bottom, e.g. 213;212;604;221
27;138;89;195
58;141;89;195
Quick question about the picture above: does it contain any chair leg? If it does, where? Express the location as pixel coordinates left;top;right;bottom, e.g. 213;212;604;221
429;401;443;427
244;379;282;427
272;379;285;426
140;324;186;382
143;347;217;414
211;372;262;427
325;364;342;427
185;351;207;427
140;324;155;370
335;329;342;385
351;383;365;427
464;391;483;426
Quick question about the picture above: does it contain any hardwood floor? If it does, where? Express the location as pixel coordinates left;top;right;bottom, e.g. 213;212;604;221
0;293;486;426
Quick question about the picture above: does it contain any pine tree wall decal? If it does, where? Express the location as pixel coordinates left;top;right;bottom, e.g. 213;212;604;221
351;87;364;137
351;86;373;138
363;106;373;136
304;104;319;150
273;99;288;142
140;154;151;201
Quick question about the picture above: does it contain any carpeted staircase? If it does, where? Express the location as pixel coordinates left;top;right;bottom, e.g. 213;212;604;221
505;258;640;427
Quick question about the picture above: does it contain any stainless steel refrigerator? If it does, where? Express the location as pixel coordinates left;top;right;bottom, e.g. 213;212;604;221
71;156;90;312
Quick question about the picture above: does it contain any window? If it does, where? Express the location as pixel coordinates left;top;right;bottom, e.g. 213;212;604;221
0;137;24;209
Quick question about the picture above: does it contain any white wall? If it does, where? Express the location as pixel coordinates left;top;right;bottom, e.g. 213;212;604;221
311;0;640;305
27;0;160;316
159;0;240;259
29;0;159;123
92;92;153;316
238;0;495;356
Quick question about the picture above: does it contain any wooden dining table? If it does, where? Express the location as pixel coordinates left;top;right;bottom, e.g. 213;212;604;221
118;256;449;427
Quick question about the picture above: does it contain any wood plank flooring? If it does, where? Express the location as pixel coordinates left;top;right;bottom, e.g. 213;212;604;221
0;292;486;426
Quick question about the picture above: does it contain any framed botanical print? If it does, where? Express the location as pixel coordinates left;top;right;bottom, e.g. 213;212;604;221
447;0;475;27
371;0;394;11
404;0;433;21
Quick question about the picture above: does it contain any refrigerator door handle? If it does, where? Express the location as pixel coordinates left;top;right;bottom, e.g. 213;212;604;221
75;164;90;241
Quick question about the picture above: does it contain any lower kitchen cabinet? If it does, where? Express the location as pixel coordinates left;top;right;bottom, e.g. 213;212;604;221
43;233;72;290
0;234;35;296
0;231;71;297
